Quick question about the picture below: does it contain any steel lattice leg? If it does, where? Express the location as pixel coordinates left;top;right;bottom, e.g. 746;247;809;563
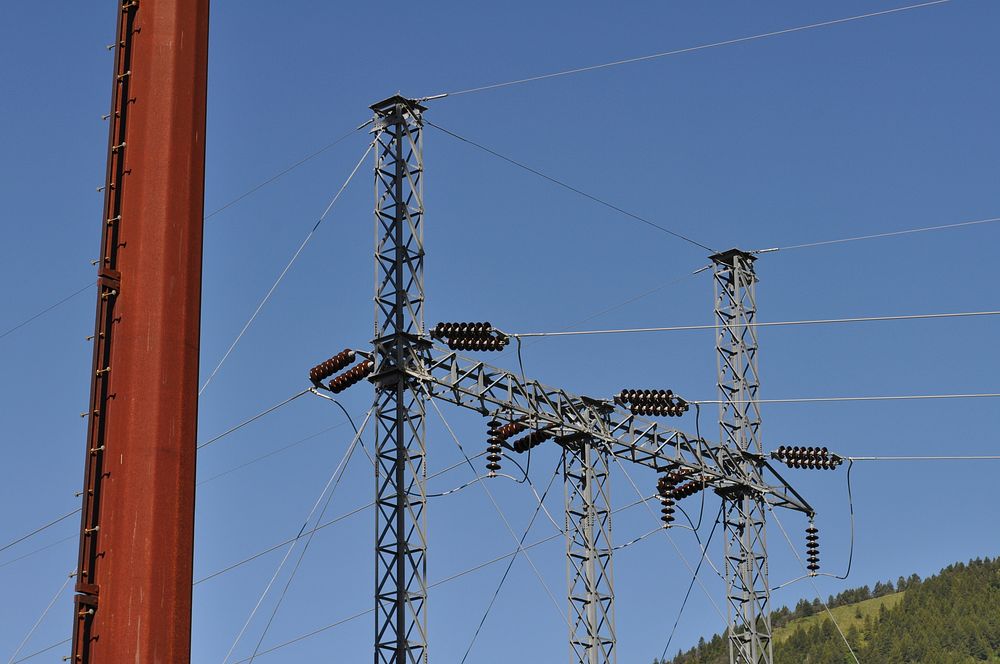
564;440;616;664
712;249;772;664
371;96;429;664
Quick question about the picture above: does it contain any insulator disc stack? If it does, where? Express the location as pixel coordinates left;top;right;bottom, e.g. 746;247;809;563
616;389;689;417
327;359;375;394
510;428;553;453
772;445;844;470
673;478;706;500
656;473;677;527
806;523;820;572
488;417;528;443
309;349;356;384
485;419;504;477
432;321;510;351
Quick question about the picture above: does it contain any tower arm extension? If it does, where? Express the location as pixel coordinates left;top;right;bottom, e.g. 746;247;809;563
411;344;810;513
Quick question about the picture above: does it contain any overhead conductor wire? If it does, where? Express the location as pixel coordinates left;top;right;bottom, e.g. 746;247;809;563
199;140;375;396
425;392;572;629
512;309;1000;338
9;638;70;664
220;407;374;664
193;452;488;587
2;122;370;345
6;570;75;664
660;507;724;660
460;460;563;663
608;453;727;623
767;504;861;664
197;389;312;450
204;122;370;221
225;494;663;661
0;281;94;341
242;401;369;663
426;121;714;252
693;392;1000;405
428;1;950;98
754;214;1000;254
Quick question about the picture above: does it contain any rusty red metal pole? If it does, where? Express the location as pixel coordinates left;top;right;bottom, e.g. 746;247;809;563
72;1;209;661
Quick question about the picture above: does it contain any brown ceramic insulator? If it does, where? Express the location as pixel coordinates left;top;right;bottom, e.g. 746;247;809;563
328;360;374;394
309;349;355;382
494;421;528;440
511;429;553;453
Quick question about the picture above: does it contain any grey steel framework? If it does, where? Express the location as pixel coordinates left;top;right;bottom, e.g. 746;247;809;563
563;432;616;664
347;96;816;663
712;249;772;664
370;95;429;664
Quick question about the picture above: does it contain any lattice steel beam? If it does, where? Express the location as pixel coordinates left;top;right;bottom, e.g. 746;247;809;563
563;435;616;664
712;248;772;664
370;95;428;664
409;344;809;515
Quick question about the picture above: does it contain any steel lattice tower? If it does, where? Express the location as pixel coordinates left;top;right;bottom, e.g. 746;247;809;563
563;430;616;664
712;249;772;664
371;95;429;664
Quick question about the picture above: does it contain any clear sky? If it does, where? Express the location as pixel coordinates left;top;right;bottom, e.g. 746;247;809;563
2;1;998;662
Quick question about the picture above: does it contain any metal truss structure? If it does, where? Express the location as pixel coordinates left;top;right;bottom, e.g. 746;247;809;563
563;435;617;664
712;249;772;664
350;97;813;664
370;95;428;664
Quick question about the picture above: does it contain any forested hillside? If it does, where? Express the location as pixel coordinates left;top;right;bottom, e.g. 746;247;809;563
657;556;1000;664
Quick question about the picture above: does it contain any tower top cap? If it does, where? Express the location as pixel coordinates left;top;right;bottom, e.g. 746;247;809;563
370;94;427;114
709;248;756;268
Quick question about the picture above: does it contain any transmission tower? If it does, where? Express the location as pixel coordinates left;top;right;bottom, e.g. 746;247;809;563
563;425;616;663
712;249;772;664
308;98;817;664
370;95;429;664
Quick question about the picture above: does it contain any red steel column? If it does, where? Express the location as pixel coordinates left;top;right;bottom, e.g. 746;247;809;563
72;1;209;662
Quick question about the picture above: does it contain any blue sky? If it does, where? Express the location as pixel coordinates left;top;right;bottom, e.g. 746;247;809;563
2;1;998;662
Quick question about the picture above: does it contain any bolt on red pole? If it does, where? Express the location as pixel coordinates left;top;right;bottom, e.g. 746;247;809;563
72;1;209;662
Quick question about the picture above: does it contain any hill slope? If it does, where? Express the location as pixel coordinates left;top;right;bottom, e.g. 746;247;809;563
657;556;1000;664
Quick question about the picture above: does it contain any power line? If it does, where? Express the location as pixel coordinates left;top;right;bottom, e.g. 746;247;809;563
227;495;661;661
0;508;81;555
427;395;571;628
3;412;340;564
197;389;311;450
0;281;94;341
694;392;1000;405
660;507;724;660
199;141;375;396
512;309;1000;338
426;121;715;252
204;123;369;221
0;535;76;571
755;214;1000;253
460;460;562;663
429;1;949;98
193;453;487;586
9;638;70;664
767;505;861;664
6;570;74;664
850;454;1000;461
197;421;349;485
609;453;728;622
2;126;370;346
222;407;372;664
243;406;369;664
